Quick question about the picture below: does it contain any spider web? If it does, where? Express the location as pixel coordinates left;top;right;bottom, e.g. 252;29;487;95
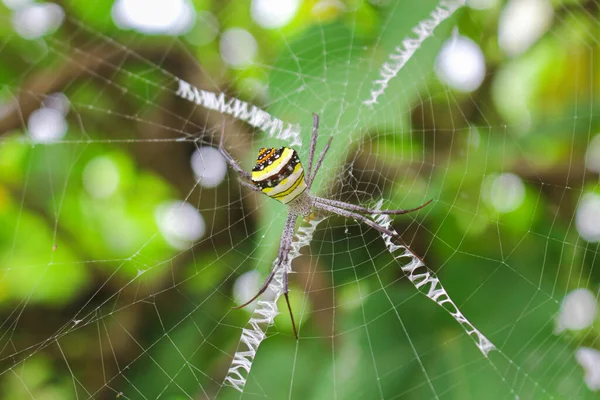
0;0;598;399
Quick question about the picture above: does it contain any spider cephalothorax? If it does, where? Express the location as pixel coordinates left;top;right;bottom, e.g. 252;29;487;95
219;114;432;339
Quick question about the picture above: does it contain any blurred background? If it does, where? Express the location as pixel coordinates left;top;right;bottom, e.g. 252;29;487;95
1;0;600;398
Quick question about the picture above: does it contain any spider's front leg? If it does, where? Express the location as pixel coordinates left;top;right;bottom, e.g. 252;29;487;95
238;178;262;193
218;122;253;182
218;125;263;195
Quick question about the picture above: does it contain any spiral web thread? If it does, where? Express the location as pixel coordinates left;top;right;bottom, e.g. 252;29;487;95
372;200;496;356
364;0;466;107
223;217;325;392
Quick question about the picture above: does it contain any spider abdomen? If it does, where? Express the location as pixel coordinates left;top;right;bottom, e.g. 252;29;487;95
251;147;307;204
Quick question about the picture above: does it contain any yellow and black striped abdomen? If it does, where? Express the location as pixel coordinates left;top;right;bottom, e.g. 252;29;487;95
251;147;308;204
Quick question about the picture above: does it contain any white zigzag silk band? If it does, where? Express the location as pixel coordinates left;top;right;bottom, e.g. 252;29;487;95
223;198;496;394
364;0;466;107
175;79;302;147
223;218;324;392
372;200;496;356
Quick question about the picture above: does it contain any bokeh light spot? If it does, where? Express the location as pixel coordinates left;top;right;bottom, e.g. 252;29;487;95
112;0;195;35
42;93;70;116
251;0;299;29
576;347;600;391
191;147;227;188
576;193;600;242
585;134;600;174
483;173;526;213
27;107;67;143
555;288;597;333
220;28;257;68
436;34;486;92
498;0;553;56
12;2;65;40
468;126;481;149
82;157;121;199
155;201;206;250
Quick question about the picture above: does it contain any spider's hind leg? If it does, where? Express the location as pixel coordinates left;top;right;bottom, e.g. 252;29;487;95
314;197;433;216
232;212;301;339
282;270;299;339
313;202;399;238
232;266;279;310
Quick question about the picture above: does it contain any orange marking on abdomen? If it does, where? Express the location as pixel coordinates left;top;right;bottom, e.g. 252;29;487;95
257;148;275;163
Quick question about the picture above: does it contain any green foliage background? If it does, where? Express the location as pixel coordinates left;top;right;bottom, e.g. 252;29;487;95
0;0;599;399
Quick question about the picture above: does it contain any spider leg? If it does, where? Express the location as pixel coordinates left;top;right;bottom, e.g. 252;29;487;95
277;211;300;339
314;202;399;238
238;178;262;193
307;135;333;189
233;212;301;339
306;113;319;182
232;266;280;309
282;270;299;339
314;197;433;215
218;122;252;181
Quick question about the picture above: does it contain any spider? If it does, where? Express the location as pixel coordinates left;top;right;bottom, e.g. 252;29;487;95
219;113;432;339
